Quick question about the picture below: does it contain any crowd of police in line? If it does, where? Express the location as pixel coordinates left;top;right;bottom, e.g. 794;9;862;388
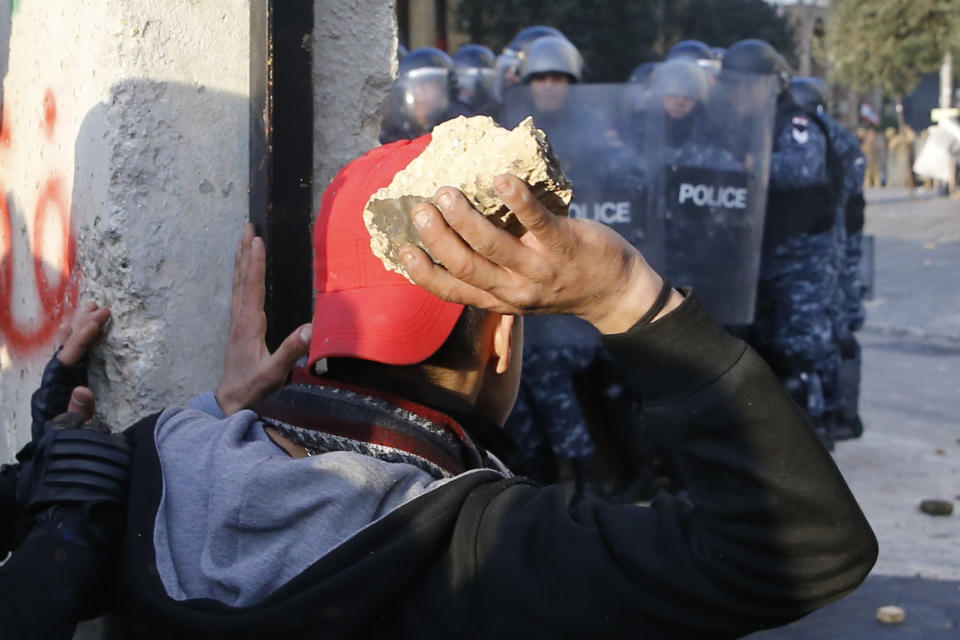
381;27;870;501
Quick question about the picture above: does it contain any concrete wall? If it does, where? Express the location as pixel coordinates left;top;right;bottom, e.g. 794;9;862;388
1;0;395;636
0;0;251;457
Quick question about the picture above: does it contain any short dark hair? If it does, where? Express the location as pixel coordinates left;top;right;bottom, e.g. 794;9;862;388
325;306;490;384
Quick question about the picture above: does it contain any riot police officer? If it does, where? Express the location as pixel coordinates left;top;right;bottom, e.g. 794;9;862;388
379;47;470;144
500;35;611;180
790;76;867;440
723;39;841;446
494;25;568;103
452;44;498;117
650;59;713;152
0;325;132;639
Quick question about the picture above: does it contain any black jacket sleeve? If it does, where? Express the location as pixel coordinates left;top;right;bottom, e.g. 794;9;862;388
465;293;877;638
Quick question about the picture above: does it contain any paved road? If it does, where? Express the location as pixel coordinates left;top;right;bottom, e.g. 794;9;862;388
749;575;960;638
752;189;960;638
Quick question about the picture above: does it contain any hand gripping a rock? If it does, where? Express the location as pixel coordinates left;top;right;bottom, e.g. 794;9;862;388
400;175;682;333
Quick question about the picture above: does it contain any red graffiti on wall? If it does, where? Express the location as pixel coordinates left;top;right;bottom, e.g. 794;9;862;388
41;89;57;140
0;90;79;356
0;108;10;148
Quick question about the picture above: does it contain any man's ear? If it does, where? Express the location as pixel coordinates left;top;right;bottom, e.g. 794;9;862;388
492;314;515;375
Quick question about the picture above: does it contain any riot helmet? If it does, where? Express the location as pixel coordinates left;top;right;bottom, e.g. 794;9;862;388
453;43;495;71
652;59;709;114
521;36;583;83
629;62;657;85
668;40;713;61
453;44;497;109
667;40;720;75
520;36;583;114
495;26;568;101
710;46;727;62
399;47;457;93
385;47;456;139
397;42;408;63
722;39;791;93
790;76;830;113
504;25;567;56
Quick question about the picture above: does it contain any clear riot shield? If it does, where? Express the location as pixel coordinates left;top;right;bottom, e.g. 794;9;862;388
637;66;776;324
502;69;776;325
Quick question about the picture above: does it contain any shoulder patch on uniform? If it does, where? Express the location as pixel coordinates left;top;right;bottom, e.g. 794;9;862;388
791;114;810;143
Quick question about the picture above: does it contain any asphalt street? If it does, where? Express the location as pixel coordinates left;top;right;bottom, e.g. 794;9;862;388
749;189;960;639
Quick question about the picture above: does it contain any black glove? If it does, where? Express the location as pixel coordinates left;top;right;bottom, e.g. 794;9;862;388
15;413;131;620
30;348;88;441
16;412;131;554
17;412;131;537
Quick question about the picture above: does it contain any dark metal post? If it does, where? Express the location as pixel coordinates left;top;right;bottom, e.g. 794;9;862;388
435;0;448;51
250;0;315;351
396;0;409;48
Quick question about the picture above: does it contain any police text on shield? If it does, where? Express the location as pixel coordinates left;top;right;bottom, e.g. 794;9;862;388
677;183;748;209
569;201;632;224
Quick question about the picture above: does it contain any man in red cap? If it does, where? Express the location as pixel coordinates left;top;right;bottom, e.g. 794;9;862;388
115;135;876;638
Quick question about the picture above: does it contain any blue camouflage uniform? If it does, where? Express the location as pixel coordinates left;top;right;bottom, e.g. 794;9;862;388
837;133;868;333
814;113;864;416
817;113;867;436
753;102;839;425
505;315;601;465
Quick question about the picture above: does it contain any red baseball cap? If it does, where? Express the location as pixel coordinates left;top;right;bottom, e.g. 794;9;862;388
309;134;465;367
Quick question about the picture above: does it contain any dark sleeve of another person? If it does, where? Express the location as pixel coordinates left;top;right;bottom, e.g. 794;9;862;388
460;292;877;639
0;534;102;640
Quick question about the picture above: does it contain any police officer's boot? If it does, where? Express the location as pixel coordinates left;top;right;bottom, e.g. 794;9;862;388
834;414;863;441
817;411;837;452
835;335;864;440
784;372;833;451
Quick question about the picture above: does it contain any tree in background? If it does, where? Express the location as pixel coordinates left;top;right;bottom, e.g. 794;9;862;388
828;0;960;129
455;0;793;83
657;0;794;61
